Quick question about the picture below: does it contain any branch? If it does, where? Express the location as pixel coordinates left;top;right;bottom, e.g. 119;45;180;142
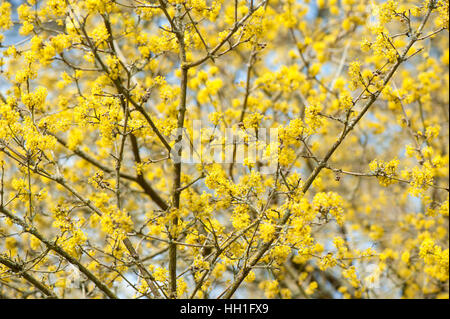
220;2;437;299
0;255;58;299
0;206;118;299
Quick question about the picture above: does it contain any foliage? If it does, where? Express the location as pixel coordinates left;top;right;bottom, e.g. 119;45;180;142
0;0;448;299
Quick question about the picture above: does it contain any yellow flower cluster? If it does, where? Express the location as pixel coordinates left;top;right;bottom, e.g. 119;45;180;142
319;253;338;271
404;162;435;197
0;1;13;31
419;237;449;282
52;204;87;257
259;280;279;298
342;266;361;288
369;158;400;186
312;192;345;225
348;61;361;90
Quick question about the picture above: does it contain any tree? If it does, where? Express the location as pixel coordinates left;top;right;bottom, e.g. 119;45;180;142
0;0;448;299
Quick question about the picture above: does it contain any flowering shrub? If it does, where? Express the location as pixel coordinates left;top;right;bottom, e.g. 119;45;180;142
0;0;448;299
